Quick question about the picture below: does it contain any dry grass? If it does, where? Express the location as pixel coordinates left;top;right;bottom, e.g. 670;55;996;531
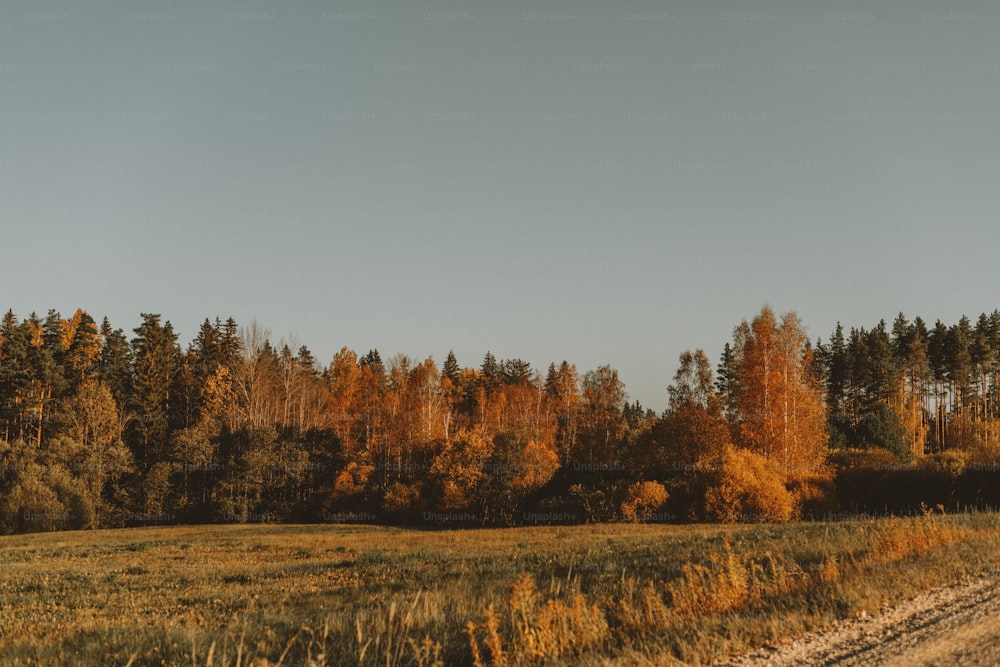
467;573;609;665
868;507;972;563
667;539;749;618
466;511;1000;665
2;514;1000;665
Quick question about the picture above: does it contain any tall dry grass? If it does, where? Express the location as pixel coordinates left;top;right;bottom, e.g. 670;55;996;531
466;510;1000;665
5;516;1000;665
355;591;444;667
467;573;609;666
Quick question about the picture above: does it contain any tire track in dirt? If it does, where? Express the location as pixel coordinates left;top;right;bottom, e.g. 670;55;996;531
716;569;1000;666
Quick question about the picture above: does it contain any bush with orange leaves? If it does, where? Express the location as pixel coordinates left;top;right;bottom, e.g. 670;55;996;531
620;480;669;523
331;460;374;499
702;445;794;523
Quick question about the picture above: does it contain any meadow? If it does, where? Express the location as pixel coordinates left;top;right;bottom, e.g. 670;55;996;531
4;512;1000;666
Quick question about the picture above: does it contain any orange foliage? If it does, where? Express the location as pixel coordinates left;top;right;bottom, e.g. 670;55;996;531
702;445;794;523
620;481;669;523
734;308;827;480
510;440;560;493
333;461;375;499
382;481;421;515
430;429;494;509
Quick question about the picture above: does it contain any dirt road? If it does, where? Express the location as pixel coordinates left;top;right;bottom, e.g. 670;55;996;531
716;569;1000;666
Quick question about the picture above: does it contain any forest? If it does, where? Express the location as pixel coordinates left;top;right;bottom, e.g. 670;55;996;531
2;306;1000;535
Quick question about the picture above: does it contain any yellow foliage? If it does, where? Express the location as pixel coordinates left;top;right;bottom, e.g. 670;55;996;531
788;471;837;518
202;365;237;426
355;591;444;667
430;429;493;509
868;514;972;563
818;556;841;584
332;461;374;499
949;414;1000;466
620;480;669;523
888;393;928;459
382;482;421;515
703;445;794;523
510;441;560;492
734;308;828;476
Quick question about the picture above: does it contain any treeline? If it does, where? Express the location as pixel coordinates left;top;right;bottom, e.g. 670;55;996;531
2;306;1000;535
814;312;1000;460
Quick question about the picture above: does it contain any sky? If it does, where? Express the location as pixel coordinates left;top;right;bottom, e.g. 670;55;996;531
2;1;999;411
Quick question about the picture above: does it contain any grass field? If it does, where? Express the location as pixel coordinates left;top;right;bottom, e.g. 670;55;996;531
4;512;1000;666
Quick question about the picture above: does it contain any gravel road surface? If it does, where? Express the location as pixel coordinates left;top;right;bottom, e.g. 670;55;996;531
715;569;1000;666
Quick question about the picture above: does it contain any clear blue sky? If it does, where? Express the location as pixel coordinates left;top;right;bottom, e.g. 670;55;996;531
3;1;999;410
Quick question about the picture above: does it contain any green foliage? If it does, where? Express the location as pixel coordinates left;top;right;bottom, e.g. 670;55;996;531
854;403;910;460
827;404;911;461
129;313;181;469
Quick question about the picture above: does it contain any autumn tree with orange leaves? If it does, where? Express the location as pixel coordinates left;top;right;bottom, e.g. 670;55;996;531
11;303;1000;534
730;307;828;480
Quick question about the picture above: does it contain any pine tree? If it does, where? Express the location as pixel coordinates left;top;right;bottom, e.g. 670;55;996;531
99;317;133;414
501;358;533;386
544;363;559;397
0;312;31;441
892;314;931;457
129;314;181;469
948;316;975;414
191;319;221;372
360;349;387;387
25;311;70;446
928;320;950;449
440;351;463;440
866;320;900;407
825;323;849;415
972;314;994;421
220;317;242;365
443;350;461;385
63;309;101;387
481;352;500;392
979;312;1000;419
715;343;736;404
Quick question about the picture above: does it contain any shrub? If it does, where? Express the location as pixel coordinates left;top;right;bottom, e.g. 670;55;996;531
620;480;669;523
0;466;70;533
827;447;899;471
382;482;422;520
332;461;374;499
788;472;837;520
702;445;794;523
948;414;1000;466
